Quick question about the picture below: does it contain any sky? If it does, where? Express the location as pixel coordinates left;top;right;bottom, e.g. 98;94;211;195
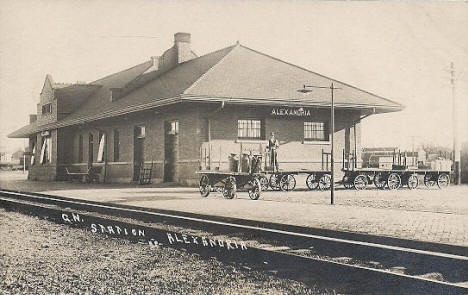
1;0;467;153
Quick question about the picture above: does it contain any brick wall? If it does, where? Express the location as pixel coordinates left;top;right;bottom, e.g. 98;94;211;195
55;103;202;184
34;102;362;185
199;104;361;178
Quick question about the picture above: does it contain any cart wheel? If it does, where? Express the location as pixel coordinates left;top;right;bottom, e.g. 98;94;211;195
437;173;450;189
248;178;261;200
280;174;296;191
373;172;386;189
407;174;419;190
199;174;211;197
269;174;281;191
387;173;401;190
258;175;269;191
342;174;353;189
424;174;437;188
354;174;368;191
306;173;319;190
222;177;237;199
318;174;332;190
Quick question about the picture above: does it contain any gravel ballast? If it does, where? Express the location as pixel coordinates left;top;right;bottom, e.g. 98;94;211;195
0;209;333;295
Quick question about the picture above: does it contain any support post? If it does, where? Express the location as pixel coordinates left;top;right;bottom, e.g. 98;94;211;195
353;123;357;168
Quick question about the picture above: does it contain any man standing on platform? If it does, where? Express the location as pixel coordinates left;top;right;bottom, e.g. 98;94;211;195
268;132;280;171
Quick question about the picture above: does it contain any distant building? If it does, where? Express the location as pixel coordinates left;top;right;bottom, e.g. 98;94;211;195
0;151;23;170
0;153;13;163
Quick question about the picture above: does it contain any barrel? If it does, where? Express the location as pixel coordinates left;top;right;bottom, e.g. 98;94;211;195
229;154;238;172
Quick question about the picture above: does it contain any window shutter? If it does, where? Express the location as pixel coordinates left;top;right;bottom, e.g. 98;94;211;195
40;140;46;164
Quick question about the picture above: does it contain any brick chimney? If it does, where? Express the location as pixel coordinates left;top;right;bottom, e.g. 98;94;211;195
174;32;192;64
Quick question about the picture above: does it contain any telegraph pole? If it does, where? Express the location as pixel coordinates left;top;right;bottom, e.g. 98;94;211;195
330;83;336;205
451;62;461;185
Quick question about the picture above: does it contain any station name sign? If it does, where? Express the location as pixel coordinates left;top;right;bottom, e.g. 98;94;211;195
271;107;311;117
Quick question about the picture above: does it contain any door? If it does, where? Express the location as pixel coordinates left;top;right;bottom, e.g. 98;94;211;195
88;133;94;165
164;120;179;182
133;126;145;181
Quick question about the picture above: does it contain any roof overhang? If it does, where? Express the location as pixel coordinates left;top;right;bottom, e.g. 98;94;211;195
8;96;182;138
180;94;405;114
8;93;404;139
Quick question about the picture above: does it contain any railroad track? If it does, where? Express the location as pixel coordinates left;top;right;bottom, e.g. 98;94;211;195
1;189;467;295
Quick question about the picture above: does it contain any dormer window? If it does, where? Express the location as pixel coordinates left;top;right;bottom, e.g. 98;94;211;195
110;88;122;102
42;103;52;114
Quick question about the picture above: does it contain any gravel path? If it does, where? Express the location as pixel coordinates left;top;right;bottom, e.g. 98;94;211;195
0;209;333;295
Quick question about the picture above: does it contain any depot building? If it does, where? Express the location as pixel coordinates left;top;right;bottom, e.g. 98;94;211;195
9;32;403;185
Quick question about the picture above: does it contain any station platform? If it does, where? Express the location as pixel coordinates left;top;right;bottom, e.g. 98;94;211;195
41;185;468;248
2;171;467;247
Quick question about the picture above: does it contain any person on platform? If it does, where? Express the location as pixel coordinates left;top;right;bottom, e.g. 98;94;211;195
268;132;280;171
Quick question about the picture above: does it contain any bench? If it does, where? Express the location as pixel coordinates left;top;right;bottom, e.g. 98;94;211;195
65;166;102;183
138;162;153;185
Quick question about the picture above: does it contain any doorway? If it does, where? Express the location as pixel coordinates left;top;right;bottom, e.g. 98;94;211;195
133;126;145;181
164;120;179;182
88;133;94;165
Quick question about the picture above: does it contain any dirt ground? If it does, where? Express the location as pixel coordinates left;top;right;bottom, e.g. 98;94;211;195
0;209;332;295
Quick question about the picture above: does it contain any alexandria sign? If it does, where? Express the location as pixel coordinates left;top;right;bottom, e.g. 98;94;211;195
270;107;311;117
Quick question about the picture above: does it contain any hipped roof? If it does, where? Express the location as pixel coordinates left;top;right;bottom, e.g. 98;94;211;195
9;43;403;138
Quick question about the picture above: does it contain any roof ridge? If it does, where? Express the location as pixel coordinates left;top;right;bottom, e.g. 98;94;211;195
238;44;404;109
90;60;152;85
182;43;239;95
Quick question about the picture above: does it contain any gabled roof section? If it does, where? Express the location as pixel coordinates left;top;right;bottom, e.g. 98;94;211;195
9;41;404;138
40;74;54;94
41;74;75;93
59;45;236;124
8;45;236;138
182;44;404;112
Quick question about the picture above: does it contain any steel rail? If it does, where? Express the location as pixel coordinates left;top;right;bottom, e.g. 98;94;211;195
0;195;467;295
2;190;466;261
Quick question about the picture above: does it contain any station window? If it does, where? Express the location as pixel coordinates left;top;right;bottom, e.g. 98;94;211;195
42;103;52;114
304;122;328;141
237;119;263;139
